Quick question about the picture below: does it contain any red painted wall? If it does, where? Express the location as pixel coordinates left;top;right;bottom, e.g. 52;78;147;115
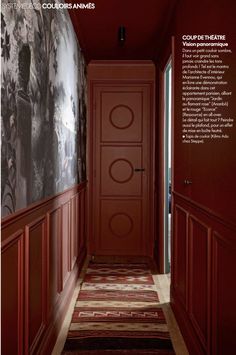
158;0;236;353
1;183;87;355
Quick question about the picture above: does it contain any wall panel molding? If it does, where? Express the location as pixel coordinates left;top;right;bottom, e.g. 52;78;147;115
171;287;205;355
61;201;71;289
173;191;236;232
188;216;210;352
47;207;62;316
1;184;84;236
172;204;188;309
25;216;47;354
1;182;87;355
1;230;24;355
171;193;236;355
70;194;79;270
212;232;236;355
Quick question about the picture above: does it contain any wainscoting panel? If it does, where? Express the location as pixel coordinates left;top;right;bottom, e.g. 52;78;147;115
61;201;71;289
1;183;87;355
47;207;61;315
212;231;236;355
79;189;86;251
171;192;236;355
25;217;47;354
1;230;24;355
173;205;188;308
188;216;210;352
70;194;79;271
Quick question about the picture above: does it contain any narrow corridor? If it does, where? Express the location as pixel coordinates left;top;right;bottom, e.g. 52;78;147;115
2;1;235;354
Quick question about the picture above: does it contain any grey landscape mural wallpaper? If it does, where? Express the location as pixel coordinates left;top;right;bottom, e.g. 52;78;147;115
1;0;87;218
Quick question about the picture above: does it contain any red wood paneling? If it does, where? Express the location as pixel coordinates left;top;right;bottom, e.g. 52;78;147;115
100;199;142;254
70;194;79;270
171;193;236;355
88;61;156;81
47;208;61;314
79;190;85;251
188;216;210;351
173;205;188;307
212;232;236;355
101;146;143;196
1;231;24;355
1;183;87;355
61;202;70;288
25;217;47;354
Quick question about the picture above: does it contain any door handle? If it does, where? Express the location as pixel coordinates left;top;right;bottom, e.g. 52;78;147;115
134;168;145;172
184;179;192;185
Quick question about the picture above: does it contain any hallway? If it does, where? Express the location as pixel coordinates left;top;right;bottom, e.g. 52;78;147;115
52;258;188;354
1;1;236;355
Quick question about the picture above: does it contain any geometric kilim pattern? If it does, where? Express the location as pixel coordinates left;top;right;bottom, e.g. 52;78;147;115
62;262;175;354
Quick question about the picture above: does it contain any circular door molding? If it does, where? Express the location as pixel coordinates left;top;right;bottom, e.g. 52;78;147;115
109;213;134;238
109;105;134;129
109;159;134;184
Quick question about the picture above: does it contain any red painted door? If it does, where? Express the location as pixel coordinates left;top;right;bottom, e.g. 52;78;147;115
92;84;153;256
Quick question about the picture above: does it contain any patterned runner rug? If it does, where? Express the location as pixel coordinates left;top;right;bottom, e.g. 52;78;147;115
62;262;175;354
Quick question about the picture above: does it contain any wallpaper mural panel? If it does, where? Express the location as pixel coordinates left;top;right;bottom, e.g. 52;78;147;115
1;1;87;218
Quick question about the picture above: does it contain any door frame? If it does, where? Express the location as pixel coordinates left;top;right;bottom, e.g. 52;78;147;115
86;61;156;257
163;57;172;273
157;38;175;273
